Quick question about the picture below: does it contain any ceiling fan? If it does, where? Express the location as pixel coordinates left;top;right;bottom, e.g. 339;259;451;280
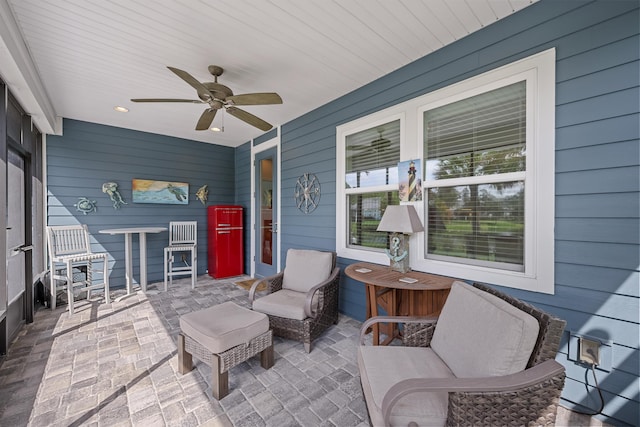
131;65;282;132
348;127;392;153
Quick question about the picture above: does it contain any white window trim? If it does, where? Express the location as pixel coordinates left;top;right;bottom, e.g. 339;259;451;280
337;48;556;294
336;110;406;265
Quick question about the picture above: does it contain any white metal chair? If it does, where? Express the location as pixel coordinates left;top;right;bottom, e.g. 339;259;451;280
164;221;198;290
46;224;110;315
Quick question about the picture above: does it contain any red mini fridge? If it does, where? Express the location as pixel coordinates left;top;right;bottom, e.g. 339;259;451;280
208;205;244;278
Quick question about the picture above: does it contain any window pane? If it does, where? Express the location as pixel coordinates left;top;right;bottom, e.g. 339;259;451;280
426;182;524;270
346;120;400;188
348;191;399;249
424;81;526;181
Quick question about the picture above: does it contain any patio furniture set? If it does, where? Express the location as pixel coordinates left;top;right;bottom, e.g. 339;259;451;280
46;221;197;313
46;224;566;426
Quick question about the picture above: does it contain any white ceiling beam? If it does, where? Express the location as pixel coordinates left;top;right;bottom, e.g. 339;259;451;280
0;0;61;135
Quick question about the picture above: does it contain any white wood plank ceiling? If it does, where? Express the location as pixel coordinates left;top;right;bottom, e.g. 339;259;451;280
1;0;537;147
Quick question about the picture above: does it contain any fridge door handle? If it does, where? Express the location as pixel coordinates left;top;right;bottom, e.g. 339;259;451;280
217;230;231;234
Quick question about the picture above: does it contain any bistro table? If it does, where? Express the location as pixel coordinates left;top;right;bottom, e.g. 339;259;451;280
345;262;455;345
100;227;167;295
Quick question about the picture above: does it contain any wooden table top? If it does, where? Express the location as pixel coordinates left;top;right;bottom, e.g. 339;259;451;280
344;262;455;290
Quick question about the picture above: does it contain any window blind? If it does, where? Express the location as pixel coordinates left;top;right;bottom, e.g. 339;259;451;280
346;120;400;177
425;81;526;179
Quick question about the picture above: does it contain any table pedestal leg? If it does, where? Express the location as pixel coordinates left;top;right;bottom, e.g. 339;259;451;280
366;284;380;345
124;233;133;295
139;233;147;293
366;283;401;346
378;288;399;345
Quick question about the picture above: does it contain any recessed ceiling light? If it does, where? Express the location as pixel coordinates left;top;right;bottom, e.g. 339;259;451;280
210;126;223;132
114;106;129;113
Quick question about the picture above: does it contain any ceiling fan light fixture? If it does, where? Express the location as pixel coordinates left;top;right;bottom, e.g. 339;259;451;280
211;108;225;132
114;106;129;113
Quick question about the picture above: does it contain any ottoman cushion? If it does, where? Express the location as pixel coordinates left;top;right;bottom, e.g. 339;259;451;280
180;302;269;354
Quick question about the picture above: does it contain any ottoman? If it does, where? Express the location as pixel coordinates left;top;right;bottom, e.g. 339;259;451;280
178;301;274;399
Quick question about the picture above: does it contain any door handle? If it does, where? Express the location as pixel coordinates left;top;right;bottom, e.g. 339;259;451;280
10;244;33;255
271;223;278;233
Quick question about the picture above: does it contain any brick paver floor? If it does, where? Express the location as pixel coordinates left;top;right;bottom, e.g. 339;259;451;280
0;275;368;427
0;275;604;427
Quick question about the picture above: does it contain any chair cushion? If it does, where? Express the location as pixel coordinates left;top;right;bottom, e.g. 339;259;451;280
179;302;269;354
282;249;333;293
252;289;318;320
358;346;454;427
430;282;540;378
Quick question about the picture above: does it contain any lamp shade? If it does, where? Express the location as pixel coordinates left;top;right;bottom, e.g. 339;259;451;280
376;205;424;233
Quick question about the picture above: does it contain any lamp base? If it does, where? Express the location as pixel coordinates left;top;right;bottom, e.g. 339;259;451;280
385;232;411;273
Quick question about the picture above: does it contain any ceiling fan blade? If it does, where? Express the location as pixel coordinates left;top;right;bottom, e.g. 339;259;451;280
167;66;211;98
195;108;217;131
226;106;273;131
227;93;283;106
131;98;203;103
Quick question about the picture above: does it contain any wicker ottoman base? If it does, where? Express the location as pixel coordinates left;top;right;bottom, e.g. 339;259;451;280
178;306;274;400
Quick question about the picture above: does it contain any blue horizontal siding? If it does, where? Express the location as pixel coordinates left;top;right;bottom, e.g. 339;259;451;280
557;62;639;104
556;263;639;297
556;218;639;245
48;119;236;287
556;114;639;151
556;241;639;271
556;140;640;172
556;167;639;194
557;88;639;127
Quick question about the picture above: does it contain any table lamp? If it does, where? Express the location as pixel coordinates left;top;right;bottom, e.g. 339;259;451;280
376;205;424;273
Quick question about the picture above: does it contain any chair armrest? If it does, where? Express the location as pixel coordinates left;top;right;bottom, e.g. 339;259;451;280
381;359;566;426
248;272;283;301
359;316;438;345
304;267;340;318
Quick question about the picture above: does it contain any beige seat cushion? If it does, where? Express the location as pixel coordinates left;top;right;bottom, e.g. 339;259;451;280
252;289;318;320
358;346;454;427
282;249;333;293
180;302;269;354
430;282;540;378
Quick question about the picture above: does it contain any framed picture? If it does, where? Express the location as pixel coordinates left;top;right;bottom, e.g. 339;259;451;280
398;160;422;202
132;179;189;205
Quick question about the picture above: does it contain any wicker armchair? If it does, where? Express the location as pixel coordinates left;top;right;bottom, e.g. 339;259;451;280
358;282;567;427
249;249;340;352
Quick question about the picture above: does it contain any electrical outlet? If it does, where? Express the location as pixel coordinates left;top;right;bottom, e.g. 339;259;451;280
579;337;601;365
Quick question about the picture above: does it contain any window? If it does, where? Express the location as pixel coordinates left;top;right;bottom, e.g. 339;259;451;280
337;48;555;293
337;114;404;264
423;81;526;272
345;119;401;249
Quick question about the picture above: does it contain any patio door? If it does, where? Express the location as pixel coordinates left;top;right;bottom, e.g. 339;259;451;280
254;147;278;278
5;147;31;343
